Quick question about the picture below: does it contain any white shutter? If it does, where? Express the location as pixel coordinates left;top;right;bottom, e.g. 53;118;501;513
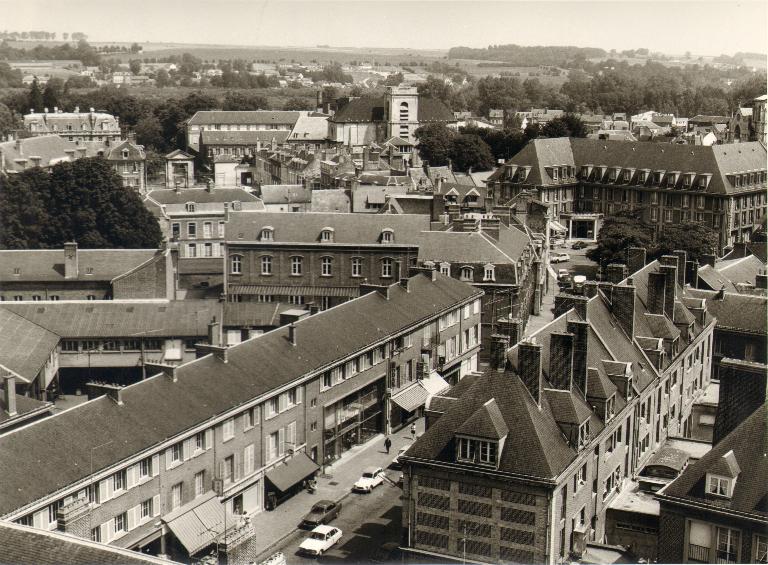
183;438;193;461
152;494;161;517
127;505;137;530
234;452;242;481
296;386;303;404
100;522;110;543
32;510;44;529
165;449;172;470
204;429;213;450
218;460;226;480
127;465;137;489
104;478;113;502
244;444;254;475
278;394;287;412
151;454;160;476
278;428;285;456
98;480;108;503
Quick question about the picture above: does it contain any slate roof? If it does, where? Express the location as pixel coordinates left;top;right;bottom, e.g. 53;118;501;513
0;393;52;428
660;402;767;518
103;139;145;161
260;184;312;205
145;188;261;205
0;309;59;382
0;521;177;565
1;300;221;339
188;111;301;126
715;255;766;287
225;211;430;244
416;227;529;267
222;302;294;327
0;273;480;516
545;388;594;425
0;135;80;173
330;97;454;124
0;248;160;283
288;115;329;142
200;130;291;145
697;265;739;293
456;398;509;440
311;189;351;213
383;195;433;215
684;289;767;334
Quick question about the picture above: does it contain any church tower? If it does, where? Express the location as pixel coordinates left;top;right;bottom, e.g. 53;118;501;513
385;86;419;142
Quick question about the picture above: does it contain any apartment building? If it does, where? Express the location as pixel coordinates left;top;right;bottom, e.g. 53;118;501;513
0;272;481;563
186;111;302;153
401;256;715;564
486;138;767;250
657;404;767;564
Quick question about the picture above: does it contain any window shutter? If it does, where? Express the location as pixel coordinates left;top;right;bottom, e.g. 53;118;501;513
278;428;285;457
278;393;287;412
296;386;303;404
98;480;108;503
234;452;242;481
151;454;160;476
183;438;193;460
218;460;226;480
165;449;172;469
127;465;137;489
101;522;111;543
205;429;213;450
127;505;137;530
104;478;113;502
32;510;44;529
244;444;254;475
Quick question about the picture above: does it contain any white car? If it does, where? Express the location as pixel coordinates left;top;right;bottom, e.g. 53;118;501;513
557;269;570;280
353;466;385;492
551;252;571;263
299;525;343;556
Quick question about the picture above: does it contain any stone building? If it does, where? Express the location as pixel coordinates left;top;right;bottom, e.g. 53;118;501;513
23;109;121;144
104;139;147;193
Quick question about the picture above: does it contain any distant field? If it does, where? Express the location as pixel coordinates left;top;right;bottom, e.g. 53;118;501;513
450;59;570;85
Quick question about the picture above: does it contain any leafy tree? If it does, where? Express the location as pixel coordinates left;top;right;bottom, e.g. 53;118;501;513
541;114;587;138
0;102;21;137
448;134;495;172
283;97;313;111
222;91;268;111
42;78;63;110
134;115;166;151
28;78;44;112
144;150;166;181
587;212;654;266
383;72;404;86
414;123;456;167
0;168;50;248
130;43;142;54
417;76;453;107
155;69;171;87
654;222;719;262
129;59;142;75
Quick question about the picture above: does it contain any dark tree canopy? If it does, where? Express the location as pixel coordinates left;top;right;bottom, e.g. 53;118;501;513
282;97;313;111
414;123;455;167
0;158;162;249
654;222;719;262
448;134;495;172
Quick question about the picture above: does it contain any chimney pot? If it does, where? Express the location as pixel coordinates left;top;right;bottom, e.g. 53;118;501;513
64;242;78;279
288;323;297;346
207;317;221;346
3;375;17;417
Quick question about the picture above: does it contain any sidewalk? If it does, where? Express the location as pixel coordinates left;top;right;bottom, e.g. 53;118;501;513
248;418;424;561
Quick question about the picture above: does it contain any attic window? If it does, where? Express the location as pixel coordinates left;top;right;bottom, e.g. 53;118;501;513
122;149;129;159
381;229;394;244
552;168;559;181
457;437;498;466
483;264;495;282
185;202;196;213
86;267;94;275
460;266;473;282
578;420;591;447
260;227;274;241
707;474;732;498
320;228;334;243
13;267;20;275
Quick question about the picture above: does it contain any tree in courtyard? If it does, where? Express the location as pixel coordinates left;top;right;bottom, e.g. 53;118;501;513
448;134;495;172
541;114;588;138
587;211;654;266
653;221;719;262
414;123;456;167
0;102;21;137
129;59;142;75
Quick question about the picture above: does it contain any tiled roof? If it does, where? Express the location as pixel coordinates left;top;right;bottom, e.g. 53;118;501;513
311;189;351;213
0;521;177;565
0;248;159;283
260;184;312;205
383;195;433;215
697;265;739;293
222;302;294;327
715;255;766;287
0;308;59;382
544;388;594;425
456;398;509;440
288;115;329;142
330;97;454;124
0;273;480;516
225;210;430;244
660;402;767;518
416;227;528;266
188;111;301;126
0;394;52;427
200;130;291;145
0;135;79;173
145;188;261;205
1;300;221;339
104;139;145;161
684;288;767;334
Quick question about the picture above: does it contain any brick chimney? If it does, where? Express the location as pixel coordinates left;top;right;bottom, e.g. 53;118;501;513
584;281;599;298
479;217;500;241
567;319;589;398
490;334;510;371
549;332;574;390
605;263;628;284
569;295;589;321
647;271;667;315
207;317;221;346
673;250;687;286
518;339;543;406
3;375;16;417
700;253;716;268
611;279;636;339
496;317;523;346
659;264;677;319
626;247;646;275
64;242;78;279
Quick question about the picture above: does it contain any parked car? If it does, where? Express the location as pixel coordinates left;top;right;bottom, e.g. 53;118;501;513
550;237;566;248
390;445;410;470
557;269;570;281
551;252;571;263
572;241;588;250
353;467;385;493
300;500;342;529
299;525;343;557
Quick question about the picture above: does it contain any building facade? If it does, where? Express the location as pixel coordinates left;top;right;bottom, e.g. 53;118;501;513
104;139;147;193
23;109;121;144
186;111;302;153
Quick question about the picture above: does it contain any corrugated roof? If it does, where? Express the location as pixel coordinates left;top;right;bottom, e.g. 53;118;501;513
0;273;481;516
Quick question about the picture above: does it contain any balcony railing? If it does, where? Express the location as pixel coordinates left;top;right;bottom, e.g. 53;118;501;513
688;543;710;563
716;550;737;564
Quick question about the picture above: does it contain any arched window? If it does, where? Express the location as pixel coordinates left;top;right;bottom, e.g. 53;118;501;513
460;266;473;281
260;227;274;241
483;264;495;282
321;256;333;276
381;229;394;244
260;255;272;275
230;255;242;274
320;228;334;242
399;102;409;121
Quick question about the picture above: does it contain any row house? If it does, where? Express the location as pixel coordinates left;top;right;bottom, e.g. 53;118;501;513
24;108;121;144
401;255;716;564
185;111;302;153
0;273;481;563
486;138;767;250
143;187;265;294
657;404;767;564
0;243;175;302
224;211;429;310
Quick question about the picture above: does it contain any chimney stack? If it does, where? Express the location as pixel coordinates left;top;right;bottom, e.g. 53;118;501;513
567;319;589;398
756;270;768;289
647;271;667;315
518;339;543;406
626;247;647;275
3;375;17;417
658;264;678;319
479;217;500;241
64;242;78;279
549;332;574;390
606;263;628;284
207;317;220;347
288;323;297;346
490;334;510;371
584;281;599;298
700;253;716;268
611;279;636;339
673;250;687;286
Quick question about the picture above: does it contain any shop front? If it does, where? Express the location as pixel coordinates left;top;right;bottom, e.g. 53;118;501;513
264;452;320;509
323;380;384;465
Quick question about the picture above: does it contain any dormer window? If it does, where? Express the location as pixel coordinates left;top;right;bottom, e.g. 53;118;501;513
260;227;274;241
578;420;591;447
457;437;498;466
460;266;473;281
381;229;394;244
440;262;451;277
320;228;334;243
122;149;129;160
707;474;732;497
605;394;616;421
483;264;495;282
185;202;196;213
622;170;631;182
552;168;559;181
639;171;647;183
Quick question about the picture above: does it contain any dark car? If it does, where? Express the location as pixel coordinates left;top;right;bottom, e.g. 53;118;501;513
572;240;588;250
300;500;342;529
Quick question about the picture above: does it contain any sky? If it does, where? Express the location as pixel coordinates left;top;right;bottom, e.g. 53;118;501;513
1;0;766;56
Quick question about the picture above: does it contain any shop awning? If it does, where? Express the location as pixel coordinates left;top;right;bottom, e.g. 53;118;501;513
550;220;568;233
420;372;450;396
165;492;226;556
265;452;319;492
229;284;359;298
390;383;430;413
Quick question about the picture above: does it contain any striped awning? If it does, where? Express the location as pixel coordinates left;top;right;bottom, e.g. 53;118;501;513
550;220;568;233
265;452;320;492
229;285;359;298
420;372;450;396
390;383;430;413
165;492;227;556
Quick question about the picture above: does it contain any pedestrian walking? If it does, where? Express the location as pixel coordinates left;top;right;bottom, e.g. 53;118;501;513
384;436;392;454
410;422;417;440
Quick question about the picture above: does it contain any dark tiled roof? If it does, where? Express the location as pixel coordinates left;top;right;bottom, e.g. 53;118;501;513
716;255;766;287
188;111;301;126
697;265;739;293
545;388;594;425
0;521;177;565
1;300;221;339
146;188;261;205
0;394;52;427
0;274;480;515
0;135;80;173
104;139;145;161
660;402;767;518
383;195;433;215
644;313;681;340
684;288;767;334
225;211;430;244
456;398;509;440
200;130;291;145
0;308;60;382
260;184;311;205
0;248;159;283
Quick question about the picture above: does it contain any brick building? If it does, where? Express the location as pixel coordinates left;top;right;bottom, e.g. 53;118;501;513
0;273;481;563
401;256;716;564
486;138;767;250
656;403;767;564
